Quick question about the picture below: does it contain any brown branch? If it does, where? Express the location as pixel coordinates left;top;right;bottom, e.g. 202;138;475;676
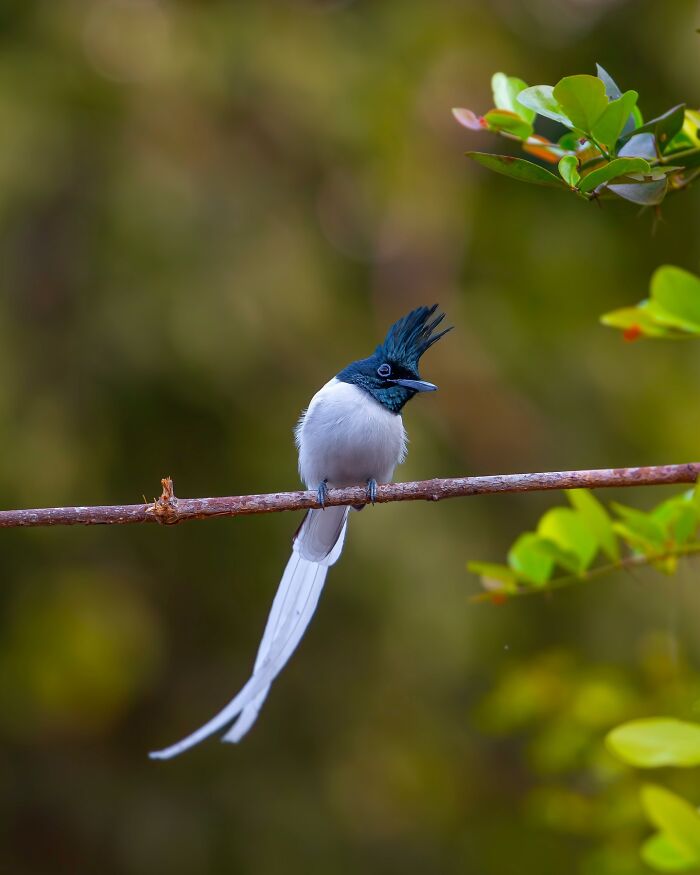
0;463;697;529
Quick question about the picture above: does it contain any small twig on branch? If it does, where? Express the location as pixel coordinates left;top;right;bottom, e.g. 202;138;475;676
0;463;697;530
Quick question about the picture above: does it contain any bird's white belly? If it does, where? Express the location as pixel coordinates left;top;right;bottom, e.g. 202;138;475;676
295;379;407;489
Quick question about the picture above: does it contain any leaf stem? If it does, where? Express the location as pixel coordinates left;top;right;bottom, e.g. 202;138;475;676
586;133;610;161
660;146;700;165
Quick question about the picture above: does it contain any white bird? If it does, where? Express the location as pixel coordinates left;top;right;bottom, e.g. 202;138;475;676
150;305;450;759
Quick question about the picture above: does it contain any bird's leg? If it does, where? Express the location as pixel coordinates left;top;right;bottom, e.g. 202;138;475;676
317;479;329;509
366;478;378;505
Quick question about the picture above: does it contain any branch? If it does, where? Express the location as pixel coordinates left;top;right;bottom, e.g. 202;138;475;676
0;463;698;529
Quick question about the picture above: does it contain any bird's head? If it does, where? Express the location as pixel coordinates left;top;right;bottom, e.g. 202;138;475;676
337;305;452;413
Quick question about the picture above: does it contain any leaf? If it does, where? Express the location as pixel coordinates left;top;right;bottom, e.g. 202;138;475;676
578;157;651;193
664;109;700;153
595;65;640;139
553;75;609;133
595;63;622;100
535;538;584;575
467;561;518;593
607;718;700;768
608;178;668;206
649;266;700;333
631;104;644;129
566;490;619;561
601;267;700;340
600;304;681;339
682;108;700;146
491;73;535;124
522;135;562;164
537;508;598;572
452;108;485;130
611;502;666;553
622;104;686;152
642;832;699;872
558;131;582;151
618;133;658;160
483;108;533;139
642;785;700;862
465;152;567;188
557;155;580;188
592;90;639;150
507;533;555;586
652;496;698;546
518;85;572;127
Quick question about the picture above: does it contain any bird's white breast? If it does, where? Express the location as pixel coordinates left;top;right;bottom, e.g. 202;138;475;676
295;378;407;489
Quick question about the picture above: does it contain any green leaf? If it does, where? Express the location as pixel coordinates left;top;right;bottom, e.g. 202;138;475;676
483;108;533;139
557;155;580;188
537;508;598;572
622;104;686;152
600;304;679;338
535;538;584;575
507;533;555;586
592;90;639;150
607;718;700;768
642;832;699;872
465;152;566;188
664;108;700;153
652;496;698;545
558;131;582;151
578;157;651;194
566;490;619;561
642;785;700;862
649;266;700;333
601;267;700;340
517;85;572;127
491;73;535;124
467;561;518;593
553;75;608;133
611;502;667;553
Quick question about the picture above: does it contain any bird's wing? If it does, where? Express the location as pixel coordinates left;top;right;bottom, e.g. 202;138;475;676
149;508;348;759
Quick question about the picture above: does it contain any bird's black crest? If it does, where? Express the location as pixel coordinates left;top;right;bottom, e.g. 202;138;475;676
377;305;452;370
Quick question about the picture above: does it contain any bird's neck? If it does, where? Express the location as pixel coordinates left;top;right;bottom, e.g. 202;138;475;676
336;372;408;414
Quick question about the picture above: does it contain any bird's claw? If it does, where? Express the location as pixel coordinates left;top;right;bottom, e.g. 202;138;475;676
317;479;329;508
366;478;378;505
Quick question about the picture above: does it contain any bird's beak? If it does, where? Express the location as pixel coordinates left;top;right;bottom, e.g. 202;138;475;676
390;378;438;392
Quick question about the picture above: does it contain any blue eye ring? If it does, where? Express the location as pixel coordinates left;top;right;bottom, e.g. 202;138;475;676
377;363;392;379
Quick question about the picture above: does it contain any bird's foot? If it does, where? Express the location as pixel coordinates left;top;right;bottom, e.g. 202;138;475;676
366;478;378;505
317;479;329;509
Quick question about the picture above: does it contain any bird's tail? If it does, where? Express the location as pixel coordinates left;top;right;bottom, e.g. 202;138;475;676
149;506;348;760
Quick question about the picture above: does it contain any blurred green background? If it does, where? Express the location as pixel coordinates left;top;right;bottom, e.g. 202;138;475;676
1;1;700;872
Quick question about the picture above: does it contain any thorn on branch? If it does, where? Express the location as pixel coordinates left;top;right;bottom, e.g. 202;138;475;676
149;476;181;525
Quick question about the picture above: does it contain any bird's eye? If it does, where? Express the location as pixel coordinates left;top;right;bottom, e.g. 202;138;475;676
377;363;392;379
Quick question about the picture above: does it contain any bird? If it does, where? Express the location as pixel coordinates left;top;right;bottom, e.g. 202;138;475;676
149;305;451;759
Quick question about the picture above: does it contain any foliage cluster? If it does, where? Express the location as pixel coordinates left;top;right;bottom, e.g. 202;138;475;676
469;486;700;598
608;719;700;872
602;266;700;341
454;66;700;207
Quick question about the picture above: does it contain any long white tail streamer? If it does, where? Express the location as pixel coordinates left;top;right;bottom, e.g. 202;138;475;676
149;509;348;759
